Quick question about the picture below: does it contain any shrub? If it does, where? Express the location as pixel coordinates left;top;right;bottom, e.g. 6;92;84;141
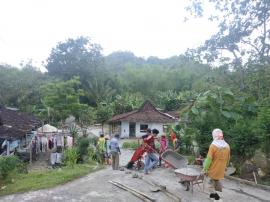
122;141;139;150
0;155;22;180
77;137;91;162
122;140;160;151
87;145;99;162
64;148;78;167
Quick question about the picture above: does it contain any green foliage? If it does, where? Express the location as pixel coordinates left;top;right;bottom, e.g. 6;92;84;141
186;0;270;64
95;103;113;128
122;141;139;150
40;77;88;122
87;145;100;162
255;108;270;155
181;86;261;161
64;148;79;167
0;156;22;180
46;36;103;81
0;64;46;112
112;93;144;114
76;137;91;162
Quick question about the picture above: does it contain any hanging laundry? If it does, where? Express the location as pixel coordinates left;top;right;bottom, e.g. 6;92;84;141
66;136;73;148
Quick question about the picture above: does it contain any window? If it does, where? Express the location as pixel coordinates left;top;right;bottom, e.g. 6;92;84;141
163;125;168;133
140;124;148;132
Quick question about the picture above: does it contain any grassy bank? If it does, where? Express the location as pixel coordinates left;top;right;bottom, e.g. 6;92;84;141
0;162;101;196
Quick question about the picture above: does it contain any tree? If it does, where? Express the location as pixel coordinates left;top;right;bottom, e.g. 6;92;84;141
95;103;113;132
112;93;144;114
181;86;260;162
84;73;116;106
40;77;88;123
186;0;270;90
0;64;46;112
45;36;103;83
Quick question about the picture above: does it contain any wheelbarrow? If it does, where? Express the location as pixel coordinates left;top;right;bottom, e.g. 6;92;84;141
161;149;188;169
175;166;204;193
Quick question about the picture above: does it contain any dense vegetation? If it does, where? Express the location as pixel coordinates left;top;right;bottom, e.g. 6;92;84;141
0;1;270;172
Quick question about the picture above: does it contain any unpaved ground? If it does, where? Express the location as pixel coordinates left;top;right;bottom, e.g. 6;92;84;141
0;144;270;202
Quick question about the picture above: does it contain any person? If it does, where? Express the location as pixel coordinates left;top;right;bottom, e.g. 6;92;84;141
142;128;152;139
97;133;106;164
159;134;168;166
109;134;121;170
143;128;159;174
195;154;204;166
170;128;180;151
202;128;230;201
104;135;111;165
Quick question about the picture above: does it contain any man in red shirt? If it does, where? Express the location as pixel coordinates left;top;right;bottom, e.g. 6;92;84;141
143;129;159;174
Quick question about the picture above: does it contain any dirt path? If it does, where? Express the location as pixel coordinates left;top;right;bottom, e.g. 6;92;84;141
0;146;270;202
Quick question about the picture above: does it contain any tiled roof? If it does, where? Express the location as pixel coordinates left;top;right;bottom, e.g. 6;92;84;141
108;101;178;123
0;106;41;139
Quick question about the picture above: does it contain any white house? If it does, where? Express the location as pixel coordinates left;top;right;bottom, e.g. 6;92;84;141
107;101;179;138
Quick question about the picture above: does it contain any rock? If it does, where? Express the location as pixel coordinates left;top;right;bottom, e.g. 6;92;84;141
119;167;125;171
252;150;270;175
132;173;139;178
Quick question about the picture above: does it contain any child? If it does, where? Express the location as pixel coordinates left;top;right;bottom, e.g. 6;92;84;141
159;134;168;166
170;129;180;151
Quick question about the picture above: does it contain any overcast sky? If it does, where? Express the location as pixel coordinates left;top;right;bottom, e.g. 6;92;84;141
0;0;217;70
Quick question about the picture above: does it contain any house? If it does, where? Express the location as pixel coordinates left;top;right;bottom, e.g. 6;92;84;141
0;106;41;155
107;101;179;138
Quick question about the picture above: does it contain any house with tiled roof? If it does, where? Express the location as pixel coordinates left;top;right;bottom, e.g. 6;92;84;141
0;106;41;155
107;101;179;138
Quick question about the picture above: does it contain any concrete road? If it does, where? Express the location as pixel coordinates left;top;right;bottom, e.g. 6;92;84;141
0;148;270;202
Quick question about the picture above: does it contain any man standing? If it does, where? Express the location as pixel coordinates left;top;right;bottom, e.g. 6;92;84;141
109;134;121;170
97;133;106;164
203;128;230;201
170;128;180;151
143;129;159;174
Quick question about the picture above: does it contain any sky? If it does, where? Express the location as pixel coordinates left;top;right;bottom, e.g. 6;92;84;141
0;0;217;70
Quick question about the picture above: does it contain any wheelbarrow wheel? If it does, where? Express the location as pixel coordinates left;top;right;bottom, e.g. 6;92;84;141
136;160;145;170
182;181;190;191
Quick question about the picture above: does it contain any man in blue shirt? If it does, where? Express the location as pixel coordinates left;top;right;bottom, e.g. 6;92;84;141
109;134;121;170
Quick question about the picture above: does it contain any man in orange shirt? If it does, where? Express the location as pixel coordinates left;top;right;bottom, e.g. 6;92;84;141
203;128;230;201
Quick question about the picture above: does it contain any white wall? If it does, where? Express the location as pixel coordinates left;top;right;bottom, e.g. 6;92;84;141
120;121;178;138
135;122;165;137
121;121;129;138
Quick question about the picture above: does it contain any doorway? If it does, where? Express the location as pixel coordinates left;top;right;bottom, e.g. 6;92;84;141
129;122;136;137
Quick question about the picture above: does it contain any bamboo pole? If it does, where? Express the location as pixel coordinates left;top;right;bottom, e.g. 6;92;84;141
141;178;181;202
109;180;155;202
253;171;257;184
